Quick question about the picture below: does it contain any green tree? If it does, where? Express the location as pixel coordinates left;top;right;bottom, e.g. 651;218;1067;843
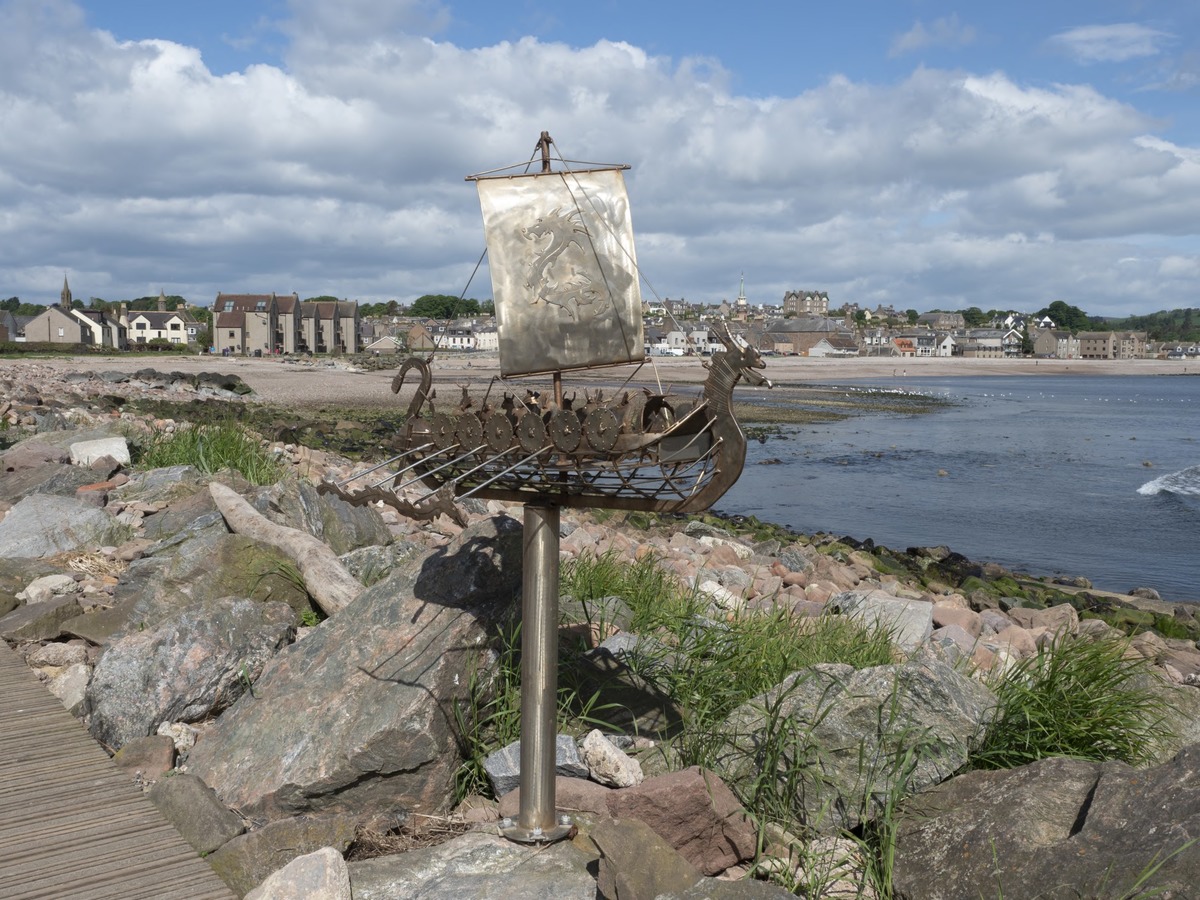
1020;330;1035;355
1035;300;1091;332
905;309;919;325
2;297;19;312
304;295;340;303
129;294;188;311
853;309;867;327
961;306;987;327
409;294;480;319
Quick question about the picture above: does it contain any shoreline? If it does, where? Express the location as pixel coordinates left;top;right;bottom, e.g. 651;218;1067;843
4;354;1194;608
12;353;1194;413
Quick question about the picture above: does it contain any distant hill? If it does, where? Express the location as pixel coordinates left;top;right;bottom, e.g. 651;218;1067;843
1100;308;1199;343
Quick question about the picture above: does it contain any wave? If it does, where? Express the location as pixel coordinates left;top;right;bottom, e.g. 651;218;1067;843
1137;465;1200;497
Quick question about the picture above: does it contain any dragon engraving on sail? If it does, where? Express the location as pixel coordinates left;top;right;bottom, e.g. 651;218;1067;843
320;132;771;519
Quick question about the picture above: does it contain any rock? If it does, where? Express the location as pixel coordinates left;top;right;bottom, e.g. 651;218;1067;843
137;485;226;542
574;646;684;739
1007;603;1078;635
19;573;80;604
591;817;703;900
70;436;131;467
248;479;392;556
893;746;1200;900
92;530;313;642
697;580;745;613
1;439;69;474
606;767;756;876
580;729;644;788
1130;586;1162;601
659;878;798;898
157;721;201;754
725;656;996;834
930;603;981;637
26;641;89;667
484;734;590;798
112;735;177;782
828;590;933;655
186;516;524;827
0;592;82;642
0;494;124;558
208;814;358;898
148;773;246;855
559;592;635;636
0;558;58;617
47;662;90;716
338;541;422;586
244;846;350;900
87;596;296;750
347;830;597;900
790;836;878;900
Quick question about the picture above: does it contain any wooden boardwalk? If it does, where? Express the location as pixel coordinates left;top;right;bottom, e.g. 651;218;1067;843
0;640;235;900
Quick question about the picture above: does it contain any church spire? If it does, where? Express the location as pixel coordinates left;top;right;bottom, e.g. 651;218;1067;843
60;274;72;308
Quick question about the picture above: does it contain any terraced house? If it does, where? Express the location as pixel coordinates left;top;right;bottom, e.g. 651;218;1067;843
123;291;200;346
212;293;359;356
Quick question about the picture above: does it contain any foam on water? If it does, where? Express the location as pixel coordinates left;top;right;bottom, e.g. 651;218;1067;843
1137;464;1200;497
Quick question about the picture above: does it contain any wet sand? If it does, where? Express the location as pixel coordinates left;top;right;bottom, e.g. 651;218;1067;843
22;352;1192;412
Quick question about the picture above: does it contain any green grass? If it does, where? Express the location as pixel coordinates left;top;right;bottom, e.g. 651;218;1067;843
451;613;618;804
454;550;1181;898
562;550;895;762
968;634;1169;771
131;421;285;485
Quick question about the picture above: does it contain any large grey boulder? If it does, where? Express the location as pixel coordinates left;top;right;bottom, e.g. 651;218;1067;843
87;596;296;750
725;654;996;834
892;745;1200;900
245;846;350;900
0;494;124;558
829;589;934;656
590;817;702;900
248;479;392;555
76;530;312;644
348;831;596;900
147;773;246;855
186;515;524;826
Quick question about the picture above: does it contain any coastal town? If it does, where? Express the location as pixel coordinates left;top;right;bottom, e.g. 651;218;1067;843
2;277;1196;363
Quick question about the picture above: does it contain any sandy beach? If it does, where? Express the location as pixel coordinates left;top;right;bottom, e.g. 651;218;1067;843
18;352;1193;412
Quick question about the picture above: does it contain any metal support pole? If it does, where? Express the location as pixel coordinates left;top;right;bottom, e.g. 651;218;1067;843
500;502;572;843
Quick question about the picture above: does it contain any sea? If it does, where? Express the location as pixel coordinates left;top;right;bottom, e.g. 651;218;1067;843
717;374;1199;602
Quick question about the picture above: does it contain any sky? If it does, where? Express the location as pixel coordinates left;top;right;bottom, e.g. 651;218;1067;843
1;0;1198;318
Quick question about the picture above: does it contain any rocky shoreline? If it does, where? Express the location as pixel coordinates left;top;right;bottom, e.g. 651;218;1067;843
4;362;1200;899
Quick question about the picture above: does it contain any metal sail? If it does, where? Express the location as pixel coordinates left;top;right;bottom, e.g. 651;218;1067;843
475;168;645;378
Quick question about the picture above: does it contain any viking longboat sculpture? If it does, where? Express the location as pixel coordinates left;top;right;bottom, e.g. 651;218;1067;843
320;134;771;519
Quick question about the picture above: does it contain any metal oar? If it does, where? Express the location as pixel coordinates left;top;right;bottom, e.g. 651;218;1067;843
333;442;435;487
457;447;552;500
390;444;488;493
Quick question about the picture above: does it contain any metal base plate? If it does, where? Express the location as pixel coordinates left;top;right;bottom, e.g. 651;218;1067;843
499;820;574;844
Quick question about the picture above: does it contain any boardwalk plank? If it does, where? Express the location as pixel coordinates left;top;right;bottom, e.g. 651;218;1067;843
0;641;234;900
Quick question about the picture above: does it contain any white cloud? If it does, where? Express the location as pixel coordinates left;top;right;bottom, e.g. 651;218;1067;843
1049;23;1173;64
889;15;976;58
0;1;1197;319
